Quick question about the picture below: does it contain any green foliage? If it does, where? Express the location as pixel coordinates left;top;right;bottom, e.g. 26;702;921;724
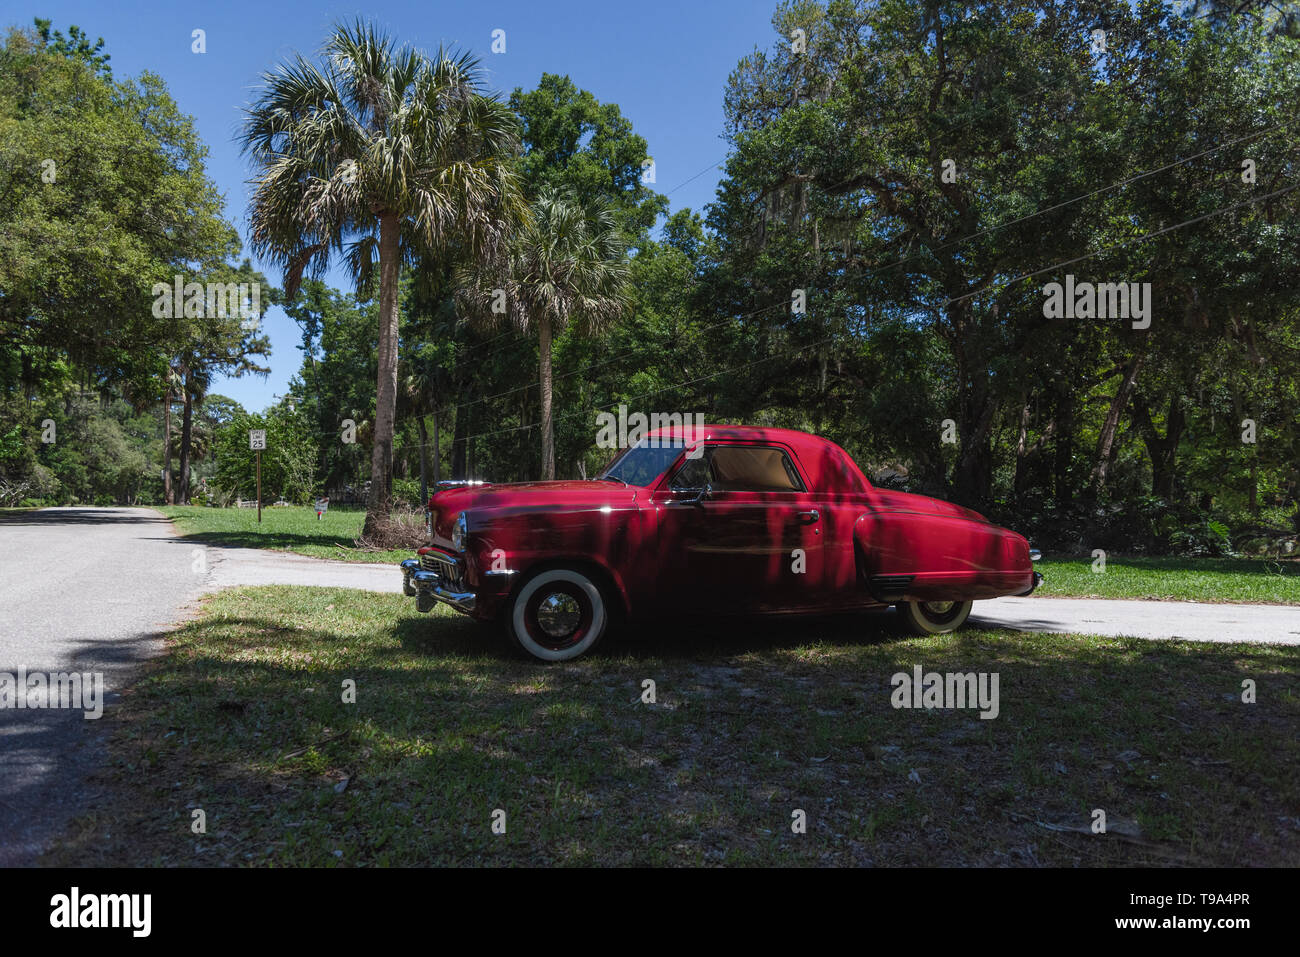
0;391;162;505
0;22;238;393
280;280;377;494
213;404;321;505
391;477;423;508
509;73;668;242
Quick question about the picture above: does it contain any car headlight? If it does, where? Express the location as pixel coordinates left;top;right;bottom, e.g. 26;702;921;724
451;512;468;552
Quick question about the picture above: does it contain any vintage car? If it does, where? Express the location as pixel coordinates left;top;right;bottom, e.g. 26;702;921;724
400;425;1042;661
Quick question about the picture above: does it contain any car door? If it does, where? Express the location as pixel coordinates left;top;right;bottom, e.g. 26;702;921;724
653;442;824;613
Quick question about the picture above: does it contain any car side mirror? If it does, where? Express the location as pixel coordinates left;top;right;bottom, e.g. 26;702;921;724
674;483;712;504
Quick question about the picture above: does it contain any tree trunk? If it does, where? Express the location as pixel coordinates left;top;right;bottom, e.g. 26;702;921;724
1132;392;1186;500
178;386;194;504
945;297;996;506
363;213;402;538
1013;397;1031;502
416;414;430;507
1090;352;1143;495
451;407;468;479
162;386;173;504
538;316;555;481
954;392;995;506
1053;391;1075;509
432;411;441;484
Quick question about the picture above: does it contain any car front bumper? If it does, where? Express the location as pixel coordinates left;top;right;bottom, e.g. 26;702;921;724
1014;571;1045;597
400;557;477;615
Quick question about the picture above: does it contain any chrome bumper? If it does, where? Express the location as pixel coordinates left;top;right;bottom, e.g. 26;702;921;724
400;557;477;614
1015;571;1045;597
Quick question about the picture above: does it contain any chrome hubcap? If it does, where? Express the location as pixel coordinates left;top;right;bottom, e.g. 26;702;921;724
922;601;955;615
536;592;581;638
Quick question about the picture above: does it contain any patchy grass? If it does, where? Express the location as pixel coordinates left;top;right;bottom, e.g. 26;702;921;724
157;505;412;564
48;586;1300;867
1036;555;1300;605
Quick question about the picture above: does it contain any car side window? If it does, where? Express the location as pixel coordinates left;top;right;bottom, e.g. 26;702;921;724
669;450;712;490
669;445;805;493
710;445;805;492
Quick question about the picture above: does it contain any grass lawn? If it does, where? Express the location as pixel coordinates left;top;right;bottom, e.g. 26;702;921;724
1036;556;1300;604
157;505;413;564
48;586;1300;867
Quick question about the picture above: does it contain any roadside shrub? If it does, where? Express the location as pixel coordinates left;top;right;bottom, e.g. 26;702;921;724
391;477;423;508
1169;518;1236;558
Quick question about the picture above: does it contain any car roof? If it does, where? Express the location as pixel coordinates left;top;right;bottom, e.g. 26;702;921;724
642;424;871;493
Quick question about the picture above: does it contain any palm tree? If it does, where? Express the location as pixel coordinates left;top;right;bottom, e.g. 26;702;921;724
241;19;525;537
462;188;630;479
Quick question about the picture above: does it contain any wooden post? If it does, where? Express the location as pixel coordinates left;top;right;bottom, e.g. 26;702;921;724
256;449;262;524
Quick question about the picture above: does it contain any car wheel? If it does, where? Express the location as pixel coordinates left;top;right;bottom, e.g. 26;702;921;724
897;599;973;635
507;567;609;662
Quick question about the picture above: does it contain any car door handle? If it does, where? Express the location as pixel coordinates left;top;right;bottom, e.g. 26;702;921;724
796;509;819;524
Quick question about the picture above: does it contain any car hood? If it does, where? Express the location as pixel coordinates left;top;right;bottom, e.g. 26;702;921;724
430;480;641;517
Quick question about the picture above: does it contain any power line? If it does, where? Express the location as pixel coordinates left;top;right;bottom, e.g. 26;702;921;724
664;157;728;197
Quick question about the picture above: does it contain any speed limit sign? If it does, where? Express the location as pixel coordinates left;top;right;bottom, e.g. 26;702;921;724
249;429;266;450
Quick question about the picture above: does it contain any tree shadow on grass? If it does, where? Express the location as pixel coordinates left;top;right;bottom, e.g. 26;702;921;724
392;606;909;664
167;527;362;553
38;605;1300;867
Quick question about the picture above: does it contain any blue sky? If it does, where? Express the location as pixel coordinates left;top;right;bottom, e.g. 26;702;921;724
15;0;779;410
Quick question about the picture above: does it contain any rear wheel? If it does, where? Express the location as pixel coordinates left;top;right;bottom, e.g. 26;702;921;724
897;599;973;635
507;567;609;662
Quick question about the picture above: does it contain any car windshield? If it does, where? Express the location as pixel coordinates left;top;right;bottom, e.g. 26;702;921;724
598;440;686;487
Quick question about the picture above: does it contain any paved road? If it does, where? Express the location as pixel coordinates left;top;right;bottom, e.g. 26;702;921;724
0;507;208;866
972;595;1300;645
2;506;1297;865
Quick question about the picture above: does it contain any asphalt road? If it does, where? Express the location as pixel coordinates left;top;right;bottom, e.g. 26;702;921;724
0;507;208;866
973;595;1300;645
1;506;1297;865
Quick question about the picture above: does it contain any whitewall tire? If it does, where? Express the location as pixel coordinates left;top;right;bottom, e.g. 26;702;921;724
897;599;973;635
508;568;609;662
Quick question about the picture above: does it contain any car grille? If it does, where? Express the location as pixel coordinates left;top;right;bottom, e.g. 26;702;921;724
420;551;463;584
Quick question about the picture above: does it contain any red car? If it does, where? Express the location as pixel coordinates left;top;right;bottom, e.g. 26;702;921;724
400;425;1042;662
